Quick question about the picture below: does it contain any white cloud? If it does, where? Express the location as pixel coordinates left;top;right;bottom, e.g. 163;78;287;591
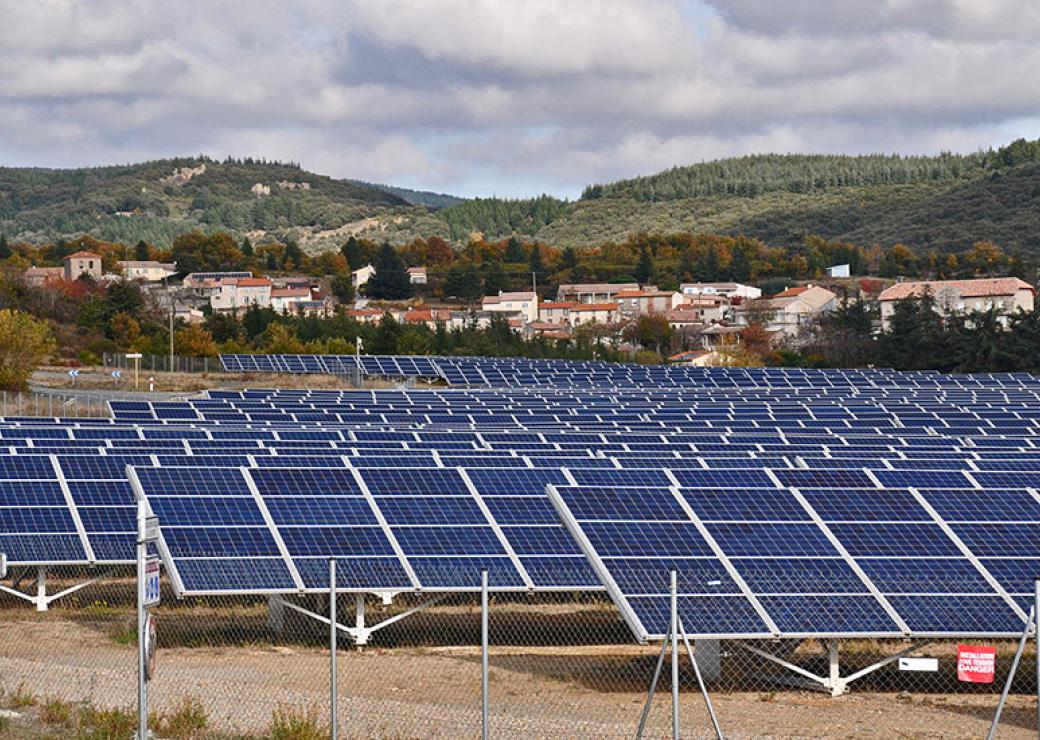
0;0;1037;197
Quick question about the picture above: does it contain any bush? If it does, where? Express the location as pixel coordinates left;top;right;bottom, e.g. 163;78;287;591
0;310;56;391
268;703;328;740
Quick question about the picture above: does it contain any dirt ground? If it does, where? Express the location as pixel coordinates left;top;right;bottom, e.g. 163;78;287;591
0;610;1035;739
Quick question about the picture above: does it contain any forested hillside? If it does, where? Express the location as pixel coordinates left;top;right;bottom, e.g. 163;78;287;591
3;139;1040;256
346;180;463;209
0;157;407;247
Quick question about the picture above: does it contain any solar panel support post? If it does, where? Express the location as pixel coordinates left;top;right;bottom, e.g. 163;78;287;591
329;559;338;740
987;603;1036;740
1036;578;1039;739
635;634;670;740
678;619;724;740
136;502;148;740
671;570;680;740
481;569;489;740
36;566;46;612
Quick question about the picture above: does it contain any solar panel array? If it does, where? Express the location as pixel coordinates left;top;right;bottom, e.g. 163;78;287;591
2;360;1039;639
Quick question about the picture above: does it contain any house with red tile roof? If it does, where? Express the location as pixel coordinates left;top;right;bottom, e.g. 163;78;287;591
878;277;1035;329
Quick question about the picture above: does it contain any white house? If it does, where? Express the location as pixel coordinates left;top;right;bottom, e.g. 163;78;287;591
736;284;838;338
680;282;761;300
270;286;312;314
482;291;539;323
118;260;177;282
210;277;273;312
569;303;618;326
407;267;428;285
352;264;376;288
557;282;639;304
615;289;684;316
826;264;851;278
878;277;1036;330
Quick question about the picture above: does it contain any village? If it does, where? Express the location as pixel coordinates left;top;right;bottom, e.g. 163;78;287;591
23;248;1037;366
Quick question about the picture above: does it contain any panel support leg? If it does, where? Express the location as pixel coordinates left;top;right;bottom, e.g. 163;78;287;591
267;594;285;633
355;594;368;646
697;639;721;683
827;640;843;696
36;566;47;612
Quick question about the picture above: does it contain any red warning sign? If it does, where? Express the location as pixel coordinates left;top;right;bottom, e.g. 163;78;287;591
957;645;996;683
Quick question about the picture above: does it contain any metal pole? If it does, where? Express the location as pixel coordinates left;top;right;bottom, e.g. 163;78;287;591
136;502;147;739
482;569;490;740
671;570;680;740
988;603;1035;740
1035;578;1039;738
169;307;174;373
330;559;338;740
678;620;724;740
636;635;670;739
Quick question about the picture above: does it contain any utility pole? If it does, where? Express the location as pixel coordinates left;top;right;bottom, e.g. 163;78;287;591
169;304;174;373
531;271;537;296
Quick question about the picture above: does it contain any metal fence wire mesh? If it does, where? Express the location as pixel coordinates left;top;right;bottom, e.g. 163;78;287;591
0;566;1037;738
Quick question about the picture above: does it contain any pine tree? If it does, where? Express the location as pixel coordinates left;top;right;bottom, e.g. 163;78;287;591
728;247;751;282
341;237;364;270
634;245;656;284
366;243;412;300
283;240;305;270
482;260;508;295
694;248;722;281
134;240;150;261
0;235;10;260
504;236;525;263
528;245;545;281
560;246;579;270
241;237;254;257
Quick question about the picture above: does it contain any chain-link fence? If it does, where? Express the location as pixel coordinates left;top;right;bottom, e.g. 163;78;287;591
0;390;112;417
104;353;222;375
0;567;1037;738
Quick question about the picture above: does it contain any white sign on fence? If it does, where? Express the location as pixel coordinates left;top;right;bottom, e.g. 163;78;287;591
898;657;939;672
144;555;161;607
67;369;80;377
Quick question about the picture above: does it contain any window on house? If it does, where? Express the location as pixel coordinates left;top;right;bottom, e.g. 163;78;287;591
88;261;94;269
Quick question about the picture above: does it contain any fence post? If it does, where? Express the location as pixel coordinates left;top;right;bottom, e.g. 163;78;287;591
1035;578;1039;737
330;559;338;740
482;569;489;740
34;394;39;416
671;570;679;740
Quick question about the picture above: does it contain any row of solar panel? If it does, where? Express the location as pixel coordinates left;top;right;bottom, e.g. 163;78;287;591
220;354;1040;389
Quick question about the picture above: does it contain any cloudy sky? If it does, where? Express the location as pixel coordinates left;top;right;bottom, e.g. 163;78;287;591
1;0;1038;198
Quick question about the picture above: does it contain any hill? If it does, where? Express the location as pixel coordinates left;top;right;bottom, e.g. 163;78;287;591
3;139;1040;257
0;157;411;248
345;180;463;209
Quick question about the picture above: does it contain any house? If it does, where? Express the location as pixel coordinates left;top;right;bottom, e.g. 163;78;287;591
403;308;452;329
174;305;206;325
826;264;851;278
118;260;177;282
345;308;385;324
525;321;571;340
674;296;728;323
407;267;427;285
183;271;252;288
291;299;335;318
736;284;838;338
878;277;1036;329
539;301;577;324
24;266;64;286
680;282;761;300
482;291;538;323
352;264;376;288
615;289;684;316
699;324;745;350
557;282;639;304
665;309;709;331
210;277;273;312
64;251;103;280
668;349;718;366
569;303;618;326
270;286;313;314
